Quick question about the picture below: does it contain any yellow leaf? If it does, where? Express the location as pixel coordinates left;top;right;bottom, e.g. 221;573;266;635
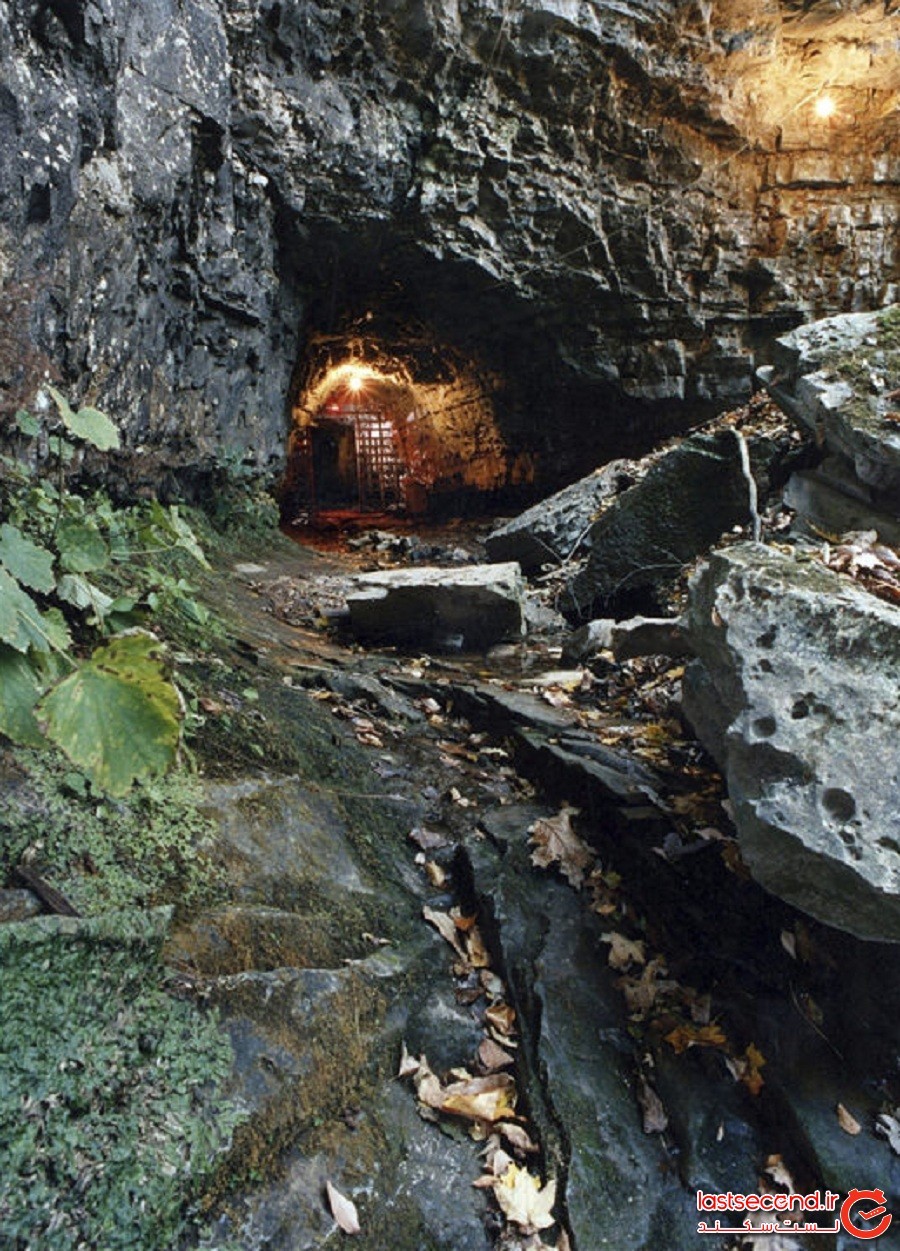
493;1163;557;1231
440;1073;517;1124
664;1022;728;1054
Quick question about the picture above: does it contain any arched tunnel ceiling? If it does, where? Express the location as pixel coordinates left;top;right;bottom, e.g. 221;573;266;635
0;0;897;490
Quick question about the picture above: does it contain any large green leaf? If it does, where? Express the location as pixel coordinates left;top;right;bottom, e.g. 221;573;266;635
46;386;120;452
38;632;181;795
0;523;55;593
0;645;45;747
57;520;109;574
0;568;51;653
14;409;41;437
56;574;114;620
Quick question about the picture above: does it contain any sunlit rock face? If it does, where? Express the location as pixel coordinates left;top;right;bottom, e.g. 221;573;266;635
0;0;897;487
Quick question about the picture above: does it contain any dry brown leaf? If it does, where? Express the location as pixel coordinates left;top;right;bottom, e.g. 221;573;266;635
465;925;491;968
326;1180;361;1235
485;1001;516;1037
876;1111;900;1155
480;970;505;998
601;931;646;971
493;1163;557;1231
423;906;466;957
764;1154;796;1190
529;806;594;889
409;826;449;851
478;1038;515;1071
440;1073;517;1124
638;1077;668;1134
425;861;448;888
397;1042;421;1078
498;1121;539;1154
727;1043;766;1095
837;1102;862;1135
664;1022;728;1054
412;1059;446;1111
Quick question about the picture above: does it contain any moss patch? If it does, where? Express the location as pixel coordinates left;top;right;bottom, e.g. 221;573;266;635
0;910;241;1250
0;749;224;918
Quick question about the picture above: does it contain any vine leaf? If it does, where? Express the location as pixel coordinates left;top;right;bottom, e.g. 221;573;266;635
39;632;181;795
57;520;110;574
0;568;51;653
0;644;45;747
46;386;120;452
0;523;56;593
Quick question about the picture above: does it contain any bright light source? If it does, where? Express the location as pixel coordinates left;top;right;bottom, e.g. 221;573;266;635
346;368;365;393
814;94;836;120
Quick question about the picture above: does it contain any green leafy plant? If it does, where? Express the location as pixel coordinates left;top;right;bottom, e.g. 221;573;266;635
0;911;242;1249
0;389;210;795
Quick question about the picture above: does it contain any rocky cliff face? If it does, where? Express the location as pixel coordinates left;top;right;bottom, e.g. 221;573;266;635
1;0;897;488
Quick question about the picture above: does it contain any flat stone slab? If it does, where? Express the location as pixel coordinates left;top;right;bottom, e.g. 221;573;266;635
346;563;526;650
683;542;900;941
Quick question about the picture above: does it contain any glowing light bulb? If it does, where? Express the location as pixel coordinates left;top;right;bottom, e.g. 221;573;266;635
814;94;836;120
347;368;365;393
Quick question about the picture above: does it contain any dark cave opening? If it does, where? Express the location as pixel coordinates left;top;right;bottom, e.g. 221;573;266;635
276;222;717;531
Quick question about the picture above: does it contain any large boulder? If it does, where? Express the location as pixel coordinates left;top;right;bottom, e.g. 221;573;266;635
760;305;900;499
346;563;526;650
484;459;638;574
682;542;900;942
566;431;762;620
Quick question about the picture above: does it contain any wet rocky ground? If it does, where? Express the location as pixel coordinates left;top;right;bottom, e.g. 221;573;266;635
151;520;900;1251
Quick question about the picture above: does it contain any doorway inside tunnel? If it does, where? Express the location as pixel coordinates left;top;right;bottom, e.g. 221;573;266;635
282;343;534;529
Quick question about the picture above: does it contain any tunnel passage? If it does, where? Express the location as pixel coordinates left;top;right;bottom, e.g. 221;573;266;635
282;332;537;525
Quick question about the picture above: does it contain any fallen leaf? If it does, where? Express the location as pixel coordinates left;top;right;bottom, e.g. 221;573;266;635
837;1103;862;1135
485;1001;516;1037
664;1022;728;1054
493;1163;557;1231
601;931;646;971
440;1073;517;1124
398;1042;421;1078
478;1038;515;1071
780;929;797;959
875;1111;900;1155
326;1181;361;1235
499;1121;540;1154
480;969;505;998
465;925;491;968
764;1154;795;1190
727;1042;767;1095
529;806;594;889
424;860;448;888
423;906;466;957
638;1077;668;1134
409;826;449;851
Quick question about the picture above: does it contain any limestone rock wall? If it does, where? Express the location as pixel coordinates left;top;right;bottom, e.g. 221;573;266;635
1;0;897;485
